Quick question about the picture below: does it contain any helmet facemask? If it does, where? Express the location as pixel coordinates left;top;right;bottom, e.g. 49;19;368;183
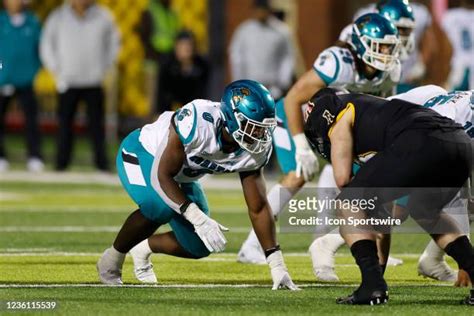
232;112;276;154
354;24;401;71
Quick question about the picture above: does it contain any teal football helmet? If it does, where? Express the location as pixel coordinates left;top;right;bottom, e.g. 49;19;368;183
220;80;276;154
377;0;416;60
350;13;401;71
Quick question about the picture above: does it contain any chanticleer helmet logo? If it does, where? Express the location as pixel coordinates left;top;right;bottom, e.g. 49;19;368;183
232;88;251;106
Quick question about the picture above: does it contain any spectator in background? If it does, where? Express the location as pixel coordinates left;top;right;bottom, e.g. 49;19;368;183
0;0;43;172
442;0;474;90
157;30;209;113
139;0;180;117
40;0;120;172
229;0;295;100
139;0;180;62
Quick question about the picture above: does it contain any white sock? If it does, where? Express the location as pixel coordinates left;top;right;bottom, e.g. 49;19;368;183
267;183;297;217
422;239;444;260
106;246;126;266
310;230;345;269
319;230;345;253
132;239;153;259
243;229;262;250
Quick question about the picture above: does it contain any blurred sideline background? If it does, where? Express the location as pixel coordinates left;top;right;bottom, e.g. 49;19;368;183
0;0;468;172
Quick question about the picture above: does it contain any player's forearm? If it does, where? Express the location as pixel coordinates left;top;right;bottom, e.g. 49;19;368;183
249;205;277;251
284;93;305;136
156;174;188;210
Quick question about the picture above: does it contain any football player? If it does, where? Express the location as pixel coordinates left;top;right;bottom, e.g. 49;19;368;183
304;89;474;305
345;0;434;93
308;85;474;284
97;80;298;290
238;13;402;270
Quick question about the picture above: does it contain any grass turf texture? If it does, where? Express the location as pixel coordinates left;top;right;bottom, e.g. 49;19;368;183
0;180;473;315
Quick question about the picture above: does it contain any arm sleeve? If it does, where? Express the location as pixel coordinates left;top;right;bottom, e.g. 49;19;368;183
39;12;59;75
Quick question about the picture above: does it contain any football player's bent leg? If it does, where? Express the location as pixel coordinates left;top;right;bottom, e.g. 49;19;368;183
310;165;344;281
336;201;388;305
167;181;211;259
98;129;174;284
139;182;211;259
129;182;211;283
419;194;470;284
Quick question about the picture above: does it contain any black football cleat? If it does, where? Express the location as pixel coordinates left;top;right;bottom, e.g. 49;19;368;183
337;290;389;305
461;289;474;306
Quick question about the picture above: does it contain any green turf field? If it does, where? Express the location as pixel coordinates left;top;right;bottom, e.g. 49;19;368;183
0;178;472;315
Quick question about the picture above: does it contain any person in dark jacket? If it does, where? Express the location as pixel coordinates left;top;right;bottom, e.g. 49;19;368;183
157;30;209;114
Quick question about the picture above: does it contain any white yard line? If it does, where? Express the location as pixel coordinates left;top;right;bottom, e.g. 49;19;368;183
0;283;452;289
0;283;347;289
0;206;244;213
0;172;275;189
0;250;423;259
0;226;254;233
0;207;130;213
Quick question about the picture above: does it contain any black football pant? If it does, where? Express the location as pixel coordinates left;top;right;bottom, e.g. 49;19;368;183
338;128;473;233
56;87;109;171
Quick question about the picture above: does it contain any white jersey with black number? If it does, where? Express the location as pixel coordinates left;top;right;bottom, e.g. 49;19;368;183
139;99;271;184
313;46;401;97
389;85;473;130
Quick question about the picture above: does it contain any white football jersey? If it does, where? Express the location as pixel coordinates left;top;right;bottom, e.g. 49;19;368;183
441;8;474;90
313;46;400;96
389;85;473;127
349;2;432;83
139;99;271;184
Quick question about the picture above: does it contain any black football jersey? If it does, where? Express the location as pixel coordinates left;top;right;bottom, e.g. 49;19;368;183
304;92;463;162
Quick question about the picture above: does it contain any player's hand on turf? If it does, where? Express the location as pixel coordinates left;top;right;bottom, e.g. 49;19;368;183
294;133;319;181
267;250;300;291
182;202;228;253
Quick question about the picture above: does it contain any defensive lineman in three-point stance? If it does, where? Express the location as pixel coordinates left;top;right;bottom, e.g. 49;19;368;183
97;80;298;290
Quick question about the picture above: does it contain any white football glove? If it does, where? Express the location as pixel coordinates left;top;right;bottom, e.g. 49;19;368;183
294;133;319;182
182;203;228;253
267;250;299;290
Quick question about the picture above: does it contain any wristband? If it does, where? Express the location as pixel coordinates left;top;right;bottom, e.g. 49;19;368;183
264;244;281;258
179;200;192;214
